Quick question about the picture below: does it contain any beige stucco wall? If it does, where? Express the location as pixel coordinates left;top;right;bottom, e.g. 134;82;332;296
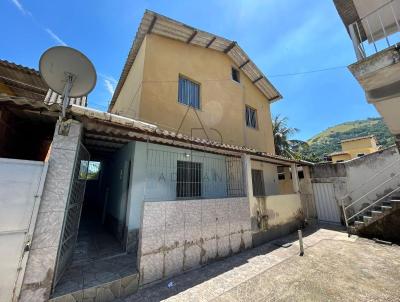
331;153;352;163
112;36;147;118
278;166;295;194
262;194;302;228
341;138;378;158
251;193;304;246
113;34;275;153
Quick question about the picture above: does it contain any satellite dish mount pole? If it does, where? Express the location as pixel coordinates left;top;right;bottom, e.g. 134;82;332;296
61;72;76;119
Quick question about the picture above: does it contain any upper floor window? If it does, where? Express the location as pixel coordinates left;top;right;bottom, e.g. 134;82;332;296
245;105;257;129
232;67;240;83
178;76;200;109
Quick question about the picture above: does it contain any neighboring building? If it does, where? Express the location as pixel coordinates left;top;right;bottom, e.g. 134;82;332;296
328;135;379;163
0;59;48;101
0;11;317;302
0;59;88;106
333;0;400;148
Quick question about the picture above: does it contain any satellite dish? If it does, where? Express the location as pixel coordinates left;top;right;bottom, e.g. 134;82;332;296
39;46;96;118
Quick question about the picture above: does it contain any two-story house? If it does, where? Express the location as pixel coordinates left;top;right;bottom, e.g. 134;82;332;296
3;11;315;302
109;11;281;154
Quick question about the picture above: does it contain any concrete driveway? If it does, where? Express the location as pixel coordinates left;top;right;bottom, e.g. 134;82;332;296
124;226;400;302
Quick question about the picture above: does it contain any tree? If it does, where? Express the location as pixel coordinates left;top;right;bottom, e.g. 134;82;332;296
272;115;300;158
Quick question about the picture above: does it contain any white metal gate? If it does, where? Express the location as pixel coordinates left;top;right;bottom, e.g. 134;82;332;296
53;142;89;288
0;158;48;302
312;183;341;224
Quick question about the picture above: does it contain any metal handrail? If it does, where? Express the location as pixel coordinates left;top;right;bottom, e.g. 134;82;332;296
349;0;400;60
340;157;400;203
342;156;400;226
344;169;400;211
347;186;400;221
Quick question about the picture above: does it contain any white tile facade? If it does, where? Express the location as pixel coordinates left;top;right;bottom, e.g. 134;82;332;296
138;197;252;285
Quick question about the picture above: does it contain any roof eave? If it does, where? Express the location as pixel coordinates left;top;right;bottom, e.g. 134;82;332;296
108;10;282;111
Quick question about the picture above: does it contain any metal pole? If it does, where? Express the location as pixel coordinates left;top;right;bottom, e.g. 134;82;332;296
61;73;75;119
298;229;304;256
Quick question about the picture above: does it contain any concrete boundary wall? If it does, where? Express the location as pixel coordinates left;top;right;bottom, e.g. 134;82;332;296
311;146;400;220
251;194;304;246
138;197;252;285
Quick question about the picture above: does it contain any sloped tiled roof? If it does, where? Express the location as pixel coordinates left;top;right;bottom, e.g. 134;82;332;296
0;95;307;165
109;10;282;111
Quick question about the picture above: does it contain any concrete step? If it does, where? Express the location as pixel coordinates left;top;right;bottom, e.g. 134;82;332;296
371;210;383;218
363;216;372;223
354;220;365;228
381;205;393;213
391;199;400;209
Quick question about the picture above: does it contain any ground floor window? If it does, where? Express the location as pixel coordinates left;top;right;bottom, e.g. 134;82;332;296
251;169;265;196
176;160;202;198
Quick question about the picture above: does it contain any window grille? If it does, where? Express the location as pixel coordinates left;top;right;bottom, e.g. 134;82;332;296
178;76;200;109
145;148;245;201
251;169;265;196
245;106;257;128
176;161;202;198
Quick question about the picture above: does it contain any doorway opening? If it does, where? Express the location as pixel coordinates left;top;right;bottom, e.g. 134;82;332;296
52;141;138;298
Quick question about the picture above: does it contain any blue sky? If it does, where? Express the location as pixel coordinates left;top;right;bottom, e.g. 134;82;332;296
1;0;380;140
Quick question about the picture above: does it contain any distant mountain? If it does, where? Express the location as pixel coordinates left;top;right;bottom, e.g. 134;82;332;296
302;118;395;161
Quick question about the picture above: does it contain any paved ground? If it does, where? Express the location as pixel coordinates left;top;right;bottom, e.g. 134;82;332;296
124;226;400;302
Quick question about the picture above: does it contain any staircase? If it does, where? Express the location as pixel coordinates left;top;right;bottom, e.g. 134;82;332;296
350;196;400;234
341;158;400;237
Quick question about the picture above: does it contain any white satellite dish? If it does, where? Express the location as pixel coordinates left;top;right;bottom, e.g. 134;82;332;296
39;46;96;118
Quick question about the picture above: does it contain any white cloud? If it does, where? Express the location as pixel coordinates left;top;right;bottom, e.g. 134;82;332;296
104;79;115;95
45;28;67;46
99;73;117;96
9;0;68;46
10;0;27;14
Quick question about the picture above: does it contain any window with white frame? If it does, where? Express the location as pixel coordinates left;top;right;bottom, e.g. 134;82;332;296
245;105;257;129
178;76;200;109
251;169;265;196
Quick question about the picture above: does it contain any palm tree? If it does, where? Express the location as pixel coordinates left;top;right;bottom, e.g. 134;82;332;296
272;115;303;158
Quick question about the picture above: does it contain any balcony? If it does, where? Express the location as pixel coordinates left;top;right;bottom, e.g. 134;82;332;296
335;0;400;138
347;0;400;61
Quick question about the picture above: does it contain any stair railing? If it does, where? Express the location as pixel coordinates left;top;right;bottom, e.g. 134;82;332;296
341;157;400;227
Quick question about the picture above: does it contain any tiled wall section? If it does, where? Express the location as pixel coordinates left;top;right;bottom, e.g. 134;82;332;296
138;197;252;285
19;121;82;302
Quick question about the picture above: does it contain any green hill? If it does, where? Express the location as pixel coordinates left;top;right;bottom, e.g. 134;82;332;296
302;117;395;161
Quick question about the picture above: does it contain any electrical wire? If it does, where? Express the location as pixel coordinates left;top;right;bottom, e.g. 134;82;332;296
268;65;348;78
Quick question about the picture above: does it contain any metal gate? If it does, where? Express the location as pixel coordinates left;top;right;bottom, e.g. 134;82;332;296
0;158;48;302
53;142;90;287
312;183;341;224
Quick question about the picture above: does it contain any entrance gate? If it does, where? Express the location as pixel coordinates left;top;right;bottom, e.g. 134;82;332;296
0;158;48;302
53;142;90;287
313;182;342;224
